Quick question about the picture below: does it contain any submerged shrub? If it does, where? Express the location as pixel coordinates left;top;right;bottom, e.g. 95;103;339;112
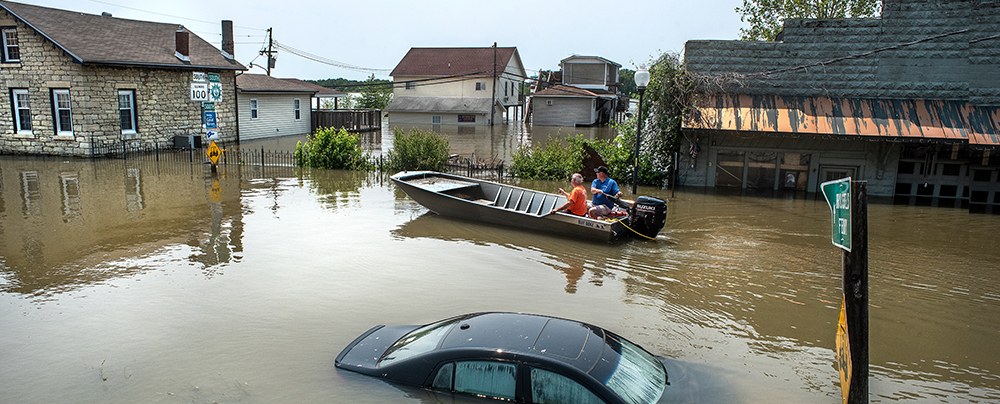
385;128;450;172
510;135;585;181
295;127;373;170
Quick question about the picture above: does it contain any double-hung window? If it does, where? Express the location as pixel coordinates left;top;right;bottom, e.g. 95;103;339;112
12;88;31;134
118;90;137;134
294;99;301;120
52;89;73;135
250;99;258;119
475;82;486;91
2;28;19;62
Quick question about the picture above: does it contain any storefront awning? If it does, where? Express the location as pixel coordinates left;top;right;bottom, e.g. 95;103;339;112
684;94;1000;147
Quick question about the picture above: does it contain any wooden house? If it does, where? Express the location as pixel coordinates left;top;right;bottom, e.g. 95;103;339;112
531;55;624;127
680;0;1000;212
385;46;526;126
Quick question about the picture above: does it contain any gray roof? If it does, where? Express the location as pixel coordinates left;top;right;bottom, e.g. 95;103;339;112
385;96;494;114
0;0;245;70
237;74;317;94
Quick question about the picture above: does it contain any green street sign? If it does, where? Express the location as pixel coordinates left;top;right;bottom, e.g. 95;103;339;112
822;177;852;251
206;73;221;83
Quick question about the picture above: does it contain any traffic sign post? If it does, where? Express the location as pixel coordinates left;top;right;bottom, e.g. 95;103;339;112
207;140;221;173
823;179;869;404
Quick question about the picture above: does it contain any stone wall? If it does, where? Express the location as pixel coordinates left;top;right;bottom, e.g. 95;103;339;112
684;0;1000;104
0;13;238;156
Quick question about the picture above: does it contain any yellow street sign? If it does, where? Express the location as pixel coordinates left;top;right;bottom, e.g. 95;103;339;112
837;297;852;404
209;179;222;202
206;140;221;165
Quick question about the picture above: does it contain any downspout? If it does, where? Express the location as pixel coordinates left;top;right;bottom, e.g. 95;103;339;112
235;71;242;145
491;42;497;126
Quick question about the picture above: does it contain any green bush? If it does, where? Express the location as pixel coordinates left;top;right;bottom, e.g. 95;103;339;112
385;128;450;172
295;127;373;170
589;117;663;186
510;135;585;181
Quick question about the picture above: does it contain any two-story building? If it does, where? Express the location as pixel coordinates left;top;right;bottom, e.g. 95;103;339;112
531;55;624;127
0;1;244;157
385;46;526;126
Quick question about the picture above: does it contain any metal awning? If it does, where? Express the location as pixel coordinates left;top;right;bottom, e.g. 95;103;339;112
684;94;1000;147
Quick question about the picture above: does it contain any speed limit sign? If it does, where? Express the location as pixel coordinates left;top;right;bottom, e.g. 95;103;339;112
190;83;209;101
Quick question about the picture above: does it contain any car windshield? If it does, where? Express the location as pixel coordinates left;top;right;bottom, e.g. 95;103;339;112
378;316;464;368
604;336;666;404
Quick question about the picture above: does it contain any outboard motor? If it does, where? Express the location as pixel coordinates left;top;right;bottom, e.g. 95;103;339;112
628;196;667;239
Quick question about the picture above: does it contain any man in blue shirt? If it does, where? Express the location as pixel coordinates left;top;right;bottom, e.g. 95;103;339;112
589;166;622;219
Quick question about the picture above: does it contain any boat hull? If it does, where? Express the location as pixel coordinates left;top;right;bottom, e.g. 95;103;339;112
391;171;663;243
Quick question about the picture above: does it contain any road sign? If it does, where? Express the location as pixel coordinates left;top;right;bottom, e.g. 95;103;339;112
209;82;223;102
206;73;221;83
206;140;221;165
203;102;217;129
837;297;852;404
821;177;851;251
190;83;208;101
193;72;207;82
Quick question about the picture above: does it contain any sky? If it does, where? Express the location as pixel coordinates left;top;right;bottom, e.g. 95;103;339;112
20;0;748;81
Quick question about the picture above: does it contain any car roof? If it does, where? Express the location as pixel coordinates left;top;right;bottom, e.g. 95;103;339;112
438;312;608;374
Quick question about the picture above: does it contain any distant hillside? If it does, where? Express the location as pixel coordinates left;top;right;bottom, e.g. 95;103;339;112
307;77;392;92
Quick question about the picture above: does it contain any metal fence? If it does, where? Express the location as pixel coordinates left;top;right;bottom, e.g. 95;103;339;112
85;140;506;177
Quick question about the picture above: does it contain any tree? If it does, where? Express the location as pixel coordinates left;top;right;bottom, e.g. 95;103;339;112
618;68;636;98
736;0;881;41
356;74;392;110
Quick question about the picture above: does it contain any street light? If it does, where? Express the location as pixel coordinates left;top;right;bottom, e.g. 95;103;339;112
632;65;650;195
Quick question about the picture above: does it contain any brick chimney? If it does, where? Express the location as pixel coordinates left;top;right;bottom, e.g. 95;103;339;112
221;20;234;60
175;29;190;62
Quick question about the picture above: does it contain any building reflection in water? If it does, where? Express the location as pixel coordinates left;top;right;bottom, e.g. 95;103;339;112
0;157;260;296
21;171;40;216
59;172;81;222
125;167;143;212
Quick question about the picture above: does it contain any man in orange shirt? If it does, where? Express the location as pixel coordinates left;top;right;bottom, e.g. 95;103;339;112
552;173;588;216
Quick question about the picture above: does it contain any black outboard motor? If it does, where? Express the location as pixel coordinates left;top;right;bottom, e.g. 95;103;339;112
628;196;667;239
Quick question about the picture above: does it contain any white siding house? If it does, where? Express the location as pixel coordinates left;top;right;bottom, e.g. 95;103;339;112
236;74;315;141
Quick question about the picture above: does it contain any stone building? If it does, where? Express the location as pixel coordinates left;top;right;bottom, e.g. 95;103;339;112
681;0;1000;212
0;1;245;157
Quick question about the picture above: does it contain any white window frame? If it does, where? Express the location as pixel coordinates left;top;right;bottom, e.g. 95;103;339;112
475;82;486;91
2;28;19;62
294;98;301;121
250;98;258;120
12;88;31;135
432;115;441;124
118;90;137;135
52;89;73;136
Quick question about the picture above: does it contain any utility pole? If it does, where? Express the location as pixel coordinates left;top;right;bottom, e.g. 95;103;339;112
491;42;497;127
259;28;276;76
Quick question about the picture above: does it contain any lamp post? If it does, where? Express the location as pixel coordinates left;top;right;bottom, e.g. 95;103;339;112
632;65;650;195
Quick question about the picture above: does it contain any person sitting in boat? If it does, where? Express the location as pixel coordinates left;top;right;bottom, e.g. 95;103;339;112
589;166;622;220
552;173;588;216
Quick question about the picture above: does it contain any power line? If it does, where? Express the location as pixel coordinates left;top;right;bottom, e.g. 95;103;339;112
272;40;391;75
83;0;264;30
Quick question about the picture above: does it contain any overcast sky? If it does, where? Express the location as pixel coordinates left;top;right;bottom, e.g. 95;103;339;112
22;0;747;81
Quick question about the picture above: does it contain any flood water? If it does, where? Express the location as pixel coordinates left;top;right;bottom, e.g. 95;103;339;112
1;153;998;403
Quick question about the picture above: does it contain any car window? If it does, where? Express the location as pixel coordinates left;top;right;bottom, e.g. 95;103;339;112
378;317;463;368
454;361;516;400
531;368;606;404
604;337;666;404
432;362;454;389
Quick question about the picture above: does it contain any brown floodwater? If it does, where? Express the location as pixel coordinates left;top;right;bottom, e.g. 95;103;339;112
0;154;997;404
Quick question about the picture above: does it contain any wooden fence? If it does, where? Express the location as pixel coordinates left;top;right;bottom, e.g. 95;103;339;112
312;109;381;132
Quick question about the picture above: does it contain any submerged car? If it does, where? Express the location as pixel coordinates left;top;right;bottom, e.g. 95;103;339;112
335;312;669;404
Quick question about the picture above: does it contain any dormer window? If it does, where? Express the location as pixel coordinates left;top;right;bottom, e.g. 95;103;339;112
2;28;19;62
